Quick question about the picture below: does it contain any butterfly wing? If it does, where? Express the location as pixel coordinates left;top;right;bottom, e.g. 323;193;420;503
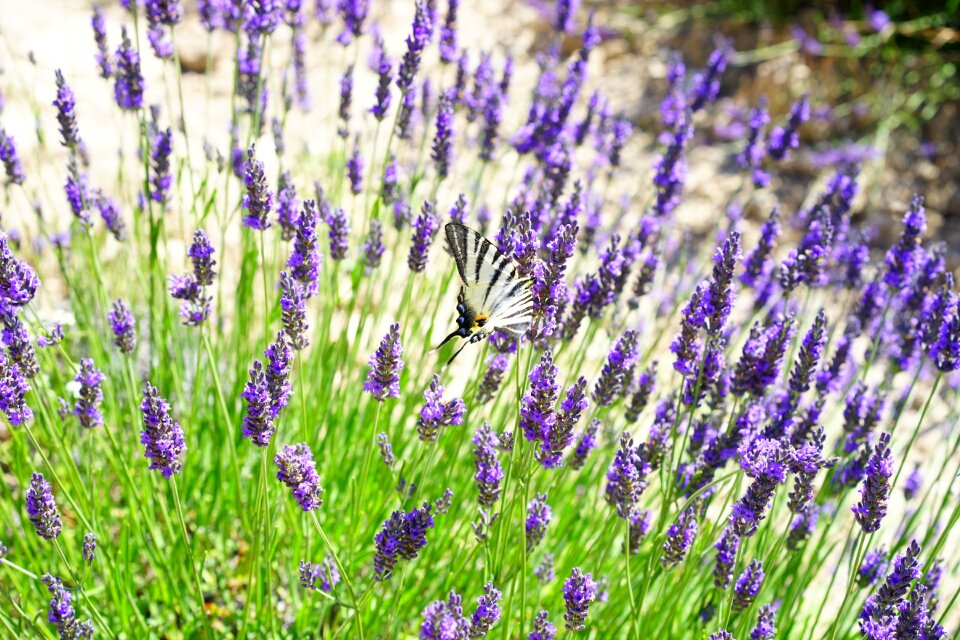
438;223;533;358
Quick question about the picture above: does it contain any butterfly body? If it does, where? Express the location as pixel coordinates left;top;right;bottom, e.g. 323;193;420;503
437;222;533;364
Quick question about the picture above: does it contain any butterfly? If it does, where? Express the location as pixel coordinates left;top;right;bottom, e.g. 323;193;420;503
435;222;533;366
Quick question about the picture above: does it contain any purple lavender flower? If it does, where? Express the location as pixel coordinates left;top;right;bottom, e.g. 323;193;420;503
337;64;354;139
708;632;733;640
786;503;819;550
562;567;597;631
593;330;639;407
53;70;80;149
279;272;309;350
605;432;650;519
477;351;510;405
93;189;126;241
438;0;459;64
0;233;40;309
90;4;112;78
2;318;38;379
397;1;431;94
713;526;740;589
431;90;455;180
787;427;834;514
244;0;281;34
362;220;385;272
859;540;922;633
264;332;293;419
291;24;310;111
526;493;551;550
689;46;728;112
26;473;61;540
420;590;469;639
140;383;186;476
417;373;466;442
0;351;33;425
731;437;790;537
373;501;434;581
275;442;323;511
241;361;275;447
733;560;765;611
336;0;369;45
73;358;104;430
741;207;781;289
37;323;63;348
661;506;698;568
64;161;91;226
377;432;395;468
346;137;364;196
284;200;321;297
569;419;598;470
325;206;350;261
82;533;96;564
187;229;216;287
852;432;893;533
538;376;586;468
0;128;25;186
625;362;657;423
738;96;770;187
114;27;144;111
242;145;273;230
903;466;922;501
469;582;501;637
371;48;393;121
300;556;340;592
42;574;94;639
669;284;705;376
519;349;559;444
106;298;136;355
275;172;298;240
932;297;960;373
859;548;889;587
884;195;926;288
473;423;503;508
767;93;809;161
408;200;440;273
364;323;403;401
530;610;556;640
652;110;692;217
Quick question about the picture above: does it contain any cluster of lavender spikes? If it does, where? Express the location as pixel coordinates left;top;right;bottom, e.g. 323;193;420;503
0;0;956;638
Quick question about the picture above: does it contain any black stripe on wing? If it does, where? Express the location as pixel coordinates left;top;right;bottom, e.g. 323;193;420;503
445;223;469;283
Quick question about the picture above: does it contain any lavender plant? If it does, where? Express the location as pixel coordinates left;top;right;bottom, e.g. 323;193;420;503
0;2;956;639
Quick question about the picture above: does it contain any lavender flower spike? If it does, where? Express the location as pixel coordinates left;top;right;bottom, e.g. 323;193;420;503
241;361;275;448
242;145;273;230
530;610;556;640
108;298;137;355
417;373;466;442
733;560;765;611
114;27;144;111
275;443;324;511
540;376;587;468
469;582;502;637
73;358;104;430
661;506;698;567
364;323;404;401
280;271;309;350
140;383;186;476
767;93;809;161
562;568;597;631
431;90;455;180
519;349;560;444
325;205;350;261
42;574;94;639
883;195;926;289
396;1;431;94
26;473;61;540
593;330;639;407
526;493;551;550
852;432;893;533
91;4;112;79
288;199;322;296
473;423;503;508
408;200;440;273
0;351;33;426
421;590;469;639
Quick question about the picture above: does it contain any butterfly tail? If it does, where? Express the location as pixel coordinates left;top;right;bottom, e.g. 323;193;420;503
432;329;461;353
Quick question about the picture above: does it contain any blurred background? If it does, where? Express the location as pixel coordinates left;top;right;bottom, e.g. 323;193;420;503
559;0;960;260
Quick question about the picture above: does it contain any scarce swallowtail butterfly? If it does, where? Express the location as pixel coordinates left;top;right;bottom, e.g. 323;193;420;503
435;222;534;366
